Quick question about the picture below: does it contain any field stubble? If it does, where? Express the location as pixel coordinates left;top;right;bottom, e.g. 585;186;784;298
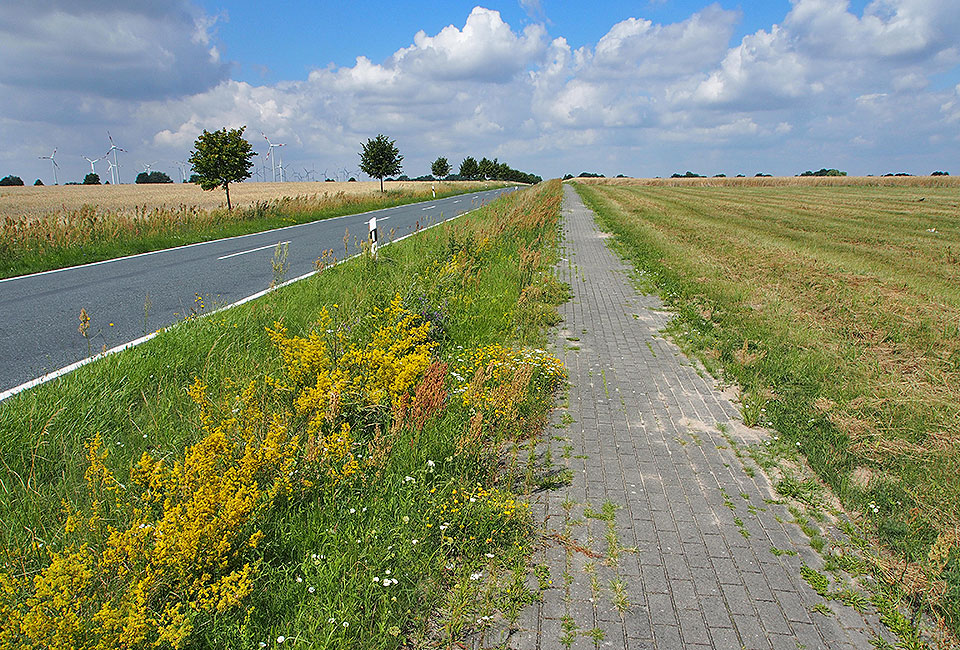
573;178;960;637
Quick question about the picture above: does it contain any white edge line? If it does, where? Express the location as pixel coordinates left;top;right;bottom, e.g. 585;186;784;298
218;240;290;261
0;187;511;285
0;188;514;404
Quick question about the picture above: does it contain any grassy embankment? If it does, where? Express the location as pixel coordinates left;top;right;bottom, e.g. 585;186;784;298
0;180;566;649
574;179;960;636
0;181;505;280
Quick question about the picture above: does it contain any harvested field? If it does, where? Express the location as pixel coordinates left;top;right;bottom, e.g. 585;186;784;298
0;180;498;221
574;175;960;189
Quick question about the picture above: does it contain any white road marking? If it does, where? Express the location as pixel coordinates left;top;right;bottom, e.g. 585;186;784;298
422;205;436;210
218;241;290;260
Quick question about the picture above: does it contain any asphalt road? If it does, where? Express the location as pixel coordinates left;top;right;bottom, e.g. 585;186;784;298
0;186;517;396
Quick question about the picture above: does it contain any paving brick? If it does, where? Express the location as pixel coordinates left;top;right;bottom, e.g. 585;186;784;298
510;186;878;649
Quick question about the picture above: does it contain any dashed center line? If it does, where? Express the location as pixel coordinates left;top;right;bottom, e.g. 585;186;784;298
218;241;290;260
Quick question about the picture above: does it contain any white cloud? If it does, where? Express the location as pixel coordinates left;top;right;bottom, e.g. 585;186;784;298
1;1;958;184
393;7;547;83
0;1;228;101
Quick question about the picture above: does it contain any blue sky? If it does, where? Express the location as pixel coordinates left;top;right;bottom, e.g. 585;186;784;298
199;1;855;85
1;1;958;184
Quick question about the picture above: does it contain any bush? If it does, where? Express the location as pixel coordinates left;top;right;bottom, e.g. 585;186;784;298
33;179;43;186
800;168;846;177
932;171;950;176
671;171;704;178
83;173;101;185
136;171;174;184
0;175;24;186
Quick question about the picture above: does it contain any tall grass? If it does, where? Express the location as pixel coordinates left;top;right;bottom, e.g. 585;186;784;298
573;180;960;635
0;180;566;649
0;183;505;279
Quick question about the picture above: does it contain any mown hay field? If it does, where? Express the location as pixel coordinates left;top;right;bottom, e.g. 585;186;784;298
0;180;498;221
574;175;960;189
574;177;960;632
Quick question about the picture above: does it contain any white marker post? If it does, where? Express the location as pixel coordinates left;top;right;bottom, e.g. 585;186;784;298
432;183;436;198
368;216;378;259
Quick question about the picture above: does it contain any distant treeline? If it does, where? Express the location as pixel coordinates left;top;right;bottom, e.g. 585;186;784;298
136;171;174;184
562;168;951;179
389;156;541;185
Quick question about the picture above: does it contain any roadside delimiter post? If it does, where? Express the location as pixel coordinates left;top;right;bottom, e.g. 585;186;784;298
368;216;378;259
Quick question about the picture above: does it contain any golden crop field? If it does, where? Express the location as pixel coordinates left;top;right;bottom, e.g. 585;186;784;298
0;180;496;221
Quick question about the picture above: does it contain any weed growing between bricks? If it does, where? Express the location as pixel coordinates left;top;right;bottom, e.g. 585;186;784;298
0;182;570;648
573;180;960;645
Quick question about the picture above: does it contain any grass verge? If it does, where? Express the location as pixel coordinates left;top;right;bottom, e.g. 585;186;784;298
0;182;506;280
0;180;565;649
572;179;960;638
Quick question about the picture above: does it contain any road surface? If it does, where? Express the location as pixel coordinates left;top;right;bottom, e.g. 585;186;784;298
0;186;516;396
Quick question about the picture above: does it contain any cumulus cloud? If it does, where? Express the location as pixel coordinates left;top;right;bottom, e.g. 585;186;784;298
687;0;960;112
392;7;548;83
0;0;229;101
2;1;958;184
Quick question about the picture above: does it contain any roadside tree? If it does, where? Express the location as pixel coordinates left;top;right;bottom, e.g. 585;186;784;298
431;156;451;179
359;134;403;192
188;126;256;210
83;173;101;185
459;156;479;180
0;175;24;186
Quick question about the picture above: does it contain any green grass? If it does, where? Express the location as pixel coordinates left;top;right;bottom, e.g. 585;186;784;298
0;184;506;279
574;180;960;635
0;181;565;648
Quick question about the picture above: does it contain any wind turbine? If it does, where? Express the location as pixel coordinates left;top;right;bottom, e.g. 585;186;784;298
105;132;126;184
82;154;104;178
141;161;158;174
39;149;59;185
261;132;285;182
173;161;189;183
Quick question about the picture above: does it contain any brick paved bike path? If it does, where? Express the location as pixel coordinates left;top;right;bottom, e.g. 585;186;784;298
508;185;884;649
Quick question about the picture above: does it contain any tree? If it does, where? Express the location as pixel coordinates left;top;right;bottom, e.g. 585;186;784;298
431;156;451;179
83;173;101;185
477;157;495;180
359;134;403;192
34;179;43;186
136;171;173;184
0;175;24;186
458;156;479;180
188;126;256;210
800;168;846;177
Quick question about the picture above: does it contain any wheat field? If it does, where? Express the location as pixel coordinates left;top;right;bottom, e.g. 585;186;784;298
0;180;497;221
